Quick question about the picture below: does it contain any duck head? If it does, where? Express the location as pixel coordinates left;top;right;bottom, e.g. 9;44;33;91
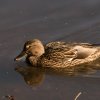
14;39;45;61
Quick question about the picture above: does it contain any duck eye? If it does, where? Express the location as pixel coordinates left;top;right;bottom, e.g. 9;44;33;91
26;45;31;49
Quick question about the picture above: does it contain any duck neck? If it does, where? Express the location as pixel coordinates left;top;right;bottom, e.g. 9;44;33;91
28;56;39;66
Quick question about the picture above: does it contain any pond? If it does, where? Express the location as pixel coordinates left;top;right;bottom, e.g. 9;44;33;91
0;0;100;100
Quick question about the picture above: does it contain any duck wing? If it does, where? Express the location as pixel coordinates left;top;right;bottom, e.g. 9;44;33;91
43;42;77;62
45;41;68;49
44;41;100;60
45;41;98;49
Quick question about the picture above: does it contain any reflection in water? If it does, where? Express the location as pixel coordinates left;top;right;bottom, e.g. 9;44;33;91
15;57;100;87
15;66;45;87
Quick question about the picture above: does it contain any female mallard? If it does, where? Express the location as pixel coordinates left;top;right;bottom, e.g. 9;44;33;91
14;39;100;68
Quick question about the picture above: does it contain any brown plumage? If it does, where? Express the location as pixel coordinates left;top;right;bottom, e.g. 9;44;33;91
14;39;100;68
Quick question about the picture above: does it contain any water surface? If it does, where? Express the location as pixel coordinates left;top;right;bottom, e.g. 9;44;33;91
0;0;100;100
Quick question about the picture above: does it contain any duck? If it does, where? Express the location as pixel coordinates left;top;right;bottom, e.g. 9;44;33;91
14;39;100;68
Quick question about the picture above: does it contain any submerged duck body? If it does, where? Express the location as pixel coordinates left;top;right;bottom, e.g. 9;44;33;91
15;39;100;68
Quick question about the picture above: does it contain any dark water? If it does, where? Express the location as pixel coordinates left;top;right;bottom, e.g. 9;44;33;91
0;0;100;100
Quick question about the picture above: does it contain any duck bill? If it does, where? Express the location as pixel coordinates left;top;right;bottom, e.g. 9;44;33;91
14;51;27;61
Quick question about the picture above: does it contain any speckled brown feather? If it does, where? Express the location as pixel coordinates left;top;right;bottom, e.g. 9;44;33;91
15;39;100;69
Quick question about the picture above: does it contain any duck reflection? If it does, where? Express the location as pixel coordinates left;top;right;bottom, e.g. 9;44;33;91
15;57;100;87
15;66;45;87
